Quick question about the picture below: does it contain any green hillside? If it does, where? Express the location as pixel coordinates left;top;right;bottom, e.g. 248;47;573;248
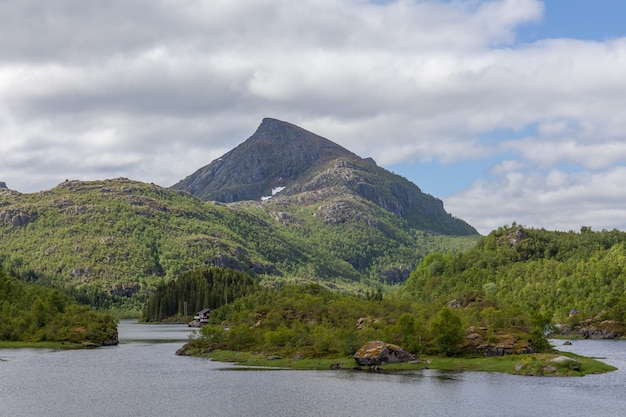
0;178;477;314
0;263;117;345
177;225;626;366
402;225;626;323
173;118;477;237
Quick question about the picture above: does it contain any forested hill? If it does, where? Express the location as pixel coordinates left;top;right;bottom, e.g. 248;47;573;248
0;263;117;345
0;178;477;313
402;225;626;322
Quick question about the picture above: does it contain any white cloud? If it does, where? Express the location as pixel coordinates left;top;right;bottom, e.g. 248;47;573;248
1;0;625;233
446;166;626;234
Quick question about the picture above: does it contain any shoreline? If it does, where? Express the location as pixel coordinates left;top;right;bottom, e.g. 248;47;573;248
181;348;617;377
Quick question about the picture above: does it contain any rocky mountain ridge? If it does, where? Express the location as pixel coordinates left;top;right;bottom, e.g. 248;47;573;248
172;118;357;202
174;118;476;236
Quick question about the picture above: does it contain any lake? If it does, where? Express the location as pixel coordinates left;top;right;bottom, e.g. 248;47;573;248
1;321;626;417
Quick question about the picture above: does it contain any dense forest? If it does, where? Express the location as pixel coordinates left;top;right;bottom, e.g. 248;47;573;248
402;225;626;323
0;262;117;345
142;267;258;322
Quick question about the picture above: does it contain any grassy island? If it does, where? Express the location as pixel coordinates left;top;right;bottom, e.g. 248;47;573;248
171;280;616;377
180;348;615;377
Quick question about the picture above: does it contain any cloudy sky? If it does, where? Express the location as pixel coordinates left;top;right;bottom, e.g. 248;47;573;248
2;0;625;234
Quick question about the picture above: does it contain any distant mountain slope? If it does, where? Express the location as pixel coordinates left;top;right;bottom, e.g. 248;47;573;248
0;178;478;311
173;118;477;236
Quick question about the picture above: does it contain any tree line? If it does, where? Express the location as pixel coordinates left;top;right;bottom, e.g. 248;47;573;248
141;267;258;322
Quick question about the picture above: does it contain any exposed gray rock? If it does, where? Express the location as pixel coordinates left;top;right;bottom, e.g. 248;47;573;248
353;341;415;367
12;212;30;227
380;266;411;284
559;319;625;339
172;118;477;236
101;331;119;346
550;355;581;371
464;326;535;356
172;118;357;203
0;209;34;227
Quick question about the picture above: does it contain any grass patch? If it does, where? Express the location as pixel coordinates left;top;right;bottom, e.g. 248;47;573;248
0;340;85;349
200;349;355;370
426;353;616;376
197;349;616;376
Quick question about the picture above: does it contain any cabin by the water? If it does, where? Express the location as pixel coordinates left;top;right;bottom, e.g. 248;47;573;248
189;308;211;327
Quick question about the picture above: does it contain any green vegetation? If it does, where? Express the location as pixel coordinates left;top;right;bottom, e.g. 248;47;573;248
402;225;626;323
423;352;615;376
180;283;551;362
430;306;464;357
174;225;625;376
0;263;117;345
142;267;258;322
198;350;614;377
0;178;477;314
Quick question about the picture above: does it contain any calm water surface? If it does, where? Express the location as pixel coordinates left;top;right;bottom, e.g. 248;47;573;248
1;321;626;417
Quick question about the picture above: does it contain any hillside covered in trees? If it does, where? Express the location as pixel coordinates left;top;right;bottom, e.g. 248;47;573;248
0;263;117;345
142;267;258;322
402;225;626;325
0;178;477;315
175;226;626;368
182;283;549;360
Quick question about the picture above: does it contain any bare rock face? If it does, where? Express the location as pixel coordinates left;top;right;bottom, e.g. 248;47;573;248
353;341;416;367
464;326;535;356
0;209;34;227
559;319;625;339
172;118;357;202
172;118;477;236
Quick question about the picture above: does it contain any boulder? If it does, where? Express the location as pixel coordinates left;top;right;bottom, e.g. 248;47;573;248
353;341;415;367
550;355;581;371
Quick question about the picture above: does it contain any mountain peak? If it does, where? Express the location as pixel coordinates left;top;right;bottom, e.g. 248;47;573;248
249;118;355;160
172;118;477;235
172;118;356;202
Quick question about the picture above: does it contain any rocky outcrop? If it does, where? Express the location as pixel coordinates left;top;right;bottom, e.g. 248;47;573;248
172;118;357;202
101;331;119;346
464;326;535;356
497;227;527;247
172;118;478;236
353;341;416;367
379;266;411;284
558;319;625;339
0;208;35;227
514;355;581;376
